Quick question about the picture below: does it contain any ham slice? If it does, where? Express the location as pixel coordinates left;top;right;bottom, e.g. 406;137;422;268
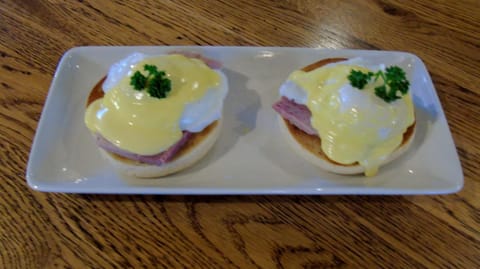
96;132;193;165
272;97;317;135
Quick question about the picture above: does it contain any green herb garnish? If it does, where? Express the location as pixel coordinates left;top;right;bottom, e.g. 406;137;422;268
348;66;410;103
130;71;147;90
130;64;171;99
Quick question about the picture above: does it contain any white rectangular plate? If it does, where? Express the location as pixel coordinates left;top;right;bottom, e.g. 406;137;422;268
26;46;463;194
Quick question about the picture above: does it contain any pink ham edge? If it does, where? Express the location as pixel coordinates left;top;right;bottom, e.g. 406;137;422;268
96;54;221;166
272;96;318;135
96;132;193;165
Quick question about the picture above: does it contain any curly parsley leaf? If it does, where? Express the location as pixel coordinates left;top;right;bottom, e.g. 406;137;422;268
348;66;410;103
385;66;409;95
347;70;373;89
144;64;158;75
148;71;171;98
129;65;171;99
130;71;147;91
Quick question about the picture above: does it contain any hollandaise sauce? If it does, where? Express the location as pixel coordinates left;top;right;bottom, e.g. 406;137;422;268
289;64;414;176
85;54;220;155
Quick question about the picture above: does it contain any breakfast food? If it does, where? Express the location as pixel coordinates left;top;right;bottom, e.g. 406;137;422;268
84;52;228;177
273;57;415;176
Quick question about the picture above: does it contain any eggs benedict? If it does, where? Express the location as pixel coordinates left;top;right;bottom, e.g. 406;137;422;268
273;58;415;176
84;52;228;177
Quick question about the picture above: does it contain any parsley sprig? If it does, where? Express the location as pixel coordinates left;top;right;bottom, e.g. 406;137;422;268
130;64;171;99
348;66;410;103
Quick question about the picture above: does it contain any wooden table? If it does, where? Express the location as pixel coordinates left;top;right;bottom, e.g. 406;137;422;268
1;1;479;268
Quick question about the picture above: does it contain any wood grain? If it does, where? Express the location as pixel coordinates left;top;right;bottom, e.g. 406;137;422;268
0;0;479;268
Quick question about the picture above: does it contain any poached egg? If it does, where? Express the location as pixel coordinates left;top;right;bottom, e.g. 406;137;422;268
280;58;415;176
85;53;228;156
